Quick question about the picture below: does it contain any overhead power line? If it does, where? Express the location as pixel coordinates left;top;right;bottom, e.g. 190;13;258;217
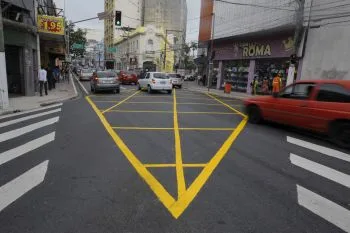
215;0;296;12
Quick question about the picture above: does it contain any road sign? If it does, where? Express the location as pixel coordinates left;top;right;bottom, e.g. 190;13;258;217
97;11;112;20
72;43;84;49
108;47;117;53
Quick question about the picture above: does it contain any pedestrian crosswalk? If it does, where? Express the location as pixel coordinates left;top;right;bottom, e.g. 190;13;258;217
0;103;62;213
287;136;350;232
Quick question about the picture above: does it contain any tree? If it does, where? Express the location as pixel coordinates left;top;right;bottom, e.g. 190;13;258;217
190;41;198;57
68;24;87;58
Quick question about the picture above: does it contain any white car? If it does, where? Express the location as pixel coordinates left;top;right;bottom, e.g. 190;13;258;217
138;72;173;94
168;73;183;88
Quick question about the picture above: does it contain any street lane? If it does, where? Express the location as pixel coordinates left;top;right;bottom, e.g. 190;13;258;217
0;83;349;232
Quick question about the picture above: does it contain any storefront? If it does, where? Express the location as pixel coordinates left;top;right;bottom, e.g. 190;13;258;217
213;31;296;94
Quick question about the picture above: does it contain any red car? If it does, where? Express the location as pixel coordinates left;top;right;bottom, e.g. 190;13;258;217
244;80;350;148
118;71;138;85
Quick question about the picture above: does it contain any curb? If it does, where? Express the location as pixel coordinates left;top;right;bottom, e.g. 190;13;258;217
184;87;249;101
0;74;79;116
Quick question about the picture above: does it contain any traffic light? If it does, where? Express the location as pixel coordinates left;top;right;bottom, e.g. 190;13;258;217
115;11;121;26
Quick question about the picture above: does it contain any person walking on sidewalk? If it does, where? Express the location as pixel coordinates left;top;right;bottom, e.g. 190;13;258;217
38;66;48;96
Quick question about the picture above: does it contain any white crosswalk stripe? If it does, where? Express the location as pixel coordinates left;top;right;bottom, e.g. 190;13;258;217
0;105;61;213
287;136;350;232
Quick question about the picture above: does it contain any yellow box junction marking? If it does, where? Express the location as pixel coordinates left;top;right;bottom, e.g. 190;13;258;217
173;89;186;198
102;90;141;113
112;127;236;131
86;91;247;219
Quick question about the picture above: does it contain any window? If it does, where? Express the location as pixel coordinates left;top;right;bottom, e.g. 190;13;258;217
316;84;350;103
136;40;139;49
279;83;315;100
145;73;150;79
148;39;153;45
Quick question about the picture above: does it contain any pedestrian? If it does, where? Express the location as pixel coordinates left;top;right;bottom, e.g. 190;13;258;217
272;73;282;97
38;66;48;96
202;74;207;86
251;78;258;95
47;65;55;90
262;78;268;94
53;66;60;83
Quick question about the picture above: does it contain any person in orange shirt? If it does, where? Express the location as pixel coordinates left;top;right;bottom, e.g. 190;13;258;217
272;74;282;96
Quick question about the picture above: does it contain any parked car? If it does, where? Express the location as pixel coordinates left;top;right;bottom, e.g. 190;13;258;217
138;72;172;94
118;71;138;85
90;71;120;94
244;80;350;148
184;75;195;81
168;73;183;88
79;68;93;81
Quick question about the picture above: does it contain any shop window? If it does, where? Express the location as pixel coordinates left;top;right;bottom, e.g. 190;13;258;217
223;60;250;92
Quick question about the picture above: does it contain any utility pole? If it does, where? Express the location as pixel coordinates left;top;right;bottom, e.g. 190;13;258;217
208;0;216;92
0;2;9;109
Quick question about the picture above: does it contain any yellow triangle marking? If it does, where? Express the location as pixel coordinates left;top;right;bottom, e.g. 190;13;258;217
86;92;247;219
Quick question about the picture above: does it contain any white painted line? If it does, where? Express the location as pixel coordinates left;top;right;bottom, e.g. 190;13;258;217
290;153;350;188
287;136;350;163
0;117;59;143
0;160;49;212
0;108;61;128
70;75;78;96
297;185;350;232
73;75;89;95
0;132;55;166
0;103;62;120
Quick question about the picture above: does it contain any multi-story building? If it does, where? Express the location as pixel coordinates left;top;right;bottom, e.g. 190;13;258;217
114;25;174;72
198;0;350;94
104;0;142;60
104;0;187;70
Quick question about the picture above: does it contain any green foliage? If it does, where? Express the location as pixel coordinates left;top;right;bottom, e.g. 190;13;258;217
69;24;87;58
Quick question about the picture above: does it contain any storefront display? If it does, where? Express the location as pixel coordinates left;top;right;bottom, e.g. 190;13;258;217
223;60;250;92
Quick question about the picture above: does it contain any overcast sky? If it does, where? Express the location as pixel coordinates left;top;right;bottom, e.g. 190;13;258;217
55;0;200;42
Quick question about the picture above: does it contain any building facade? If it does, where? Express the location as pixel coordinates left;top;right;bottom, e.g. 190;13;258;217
114;25;174;72
198;0;350;94
104;0;187;70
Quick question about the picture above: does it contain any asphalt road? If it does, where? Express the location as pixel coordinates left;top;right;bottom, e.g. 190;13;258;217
0;79;349;233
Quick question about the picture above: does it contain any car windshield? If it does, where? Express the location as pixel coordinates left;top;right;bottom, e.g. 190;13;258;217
97;72;116;78
153;73;169;79
82;69;92;73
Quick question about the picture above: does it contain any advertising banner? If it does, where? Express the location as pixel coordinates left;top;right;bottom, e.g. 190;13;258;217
38;15;65;35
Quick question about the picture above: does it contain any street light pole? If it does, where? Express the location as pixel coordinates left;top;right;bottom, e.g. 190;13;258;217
208;0;216;92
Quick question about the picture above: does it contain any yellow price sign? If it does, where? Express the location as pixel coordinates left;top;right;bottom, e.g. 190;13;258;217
38;15;65;35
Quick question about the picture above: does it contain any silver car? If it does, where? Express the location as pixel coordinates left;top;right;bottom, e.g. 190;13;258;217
90;71;120;94
80;69;93;81
168;73;183;88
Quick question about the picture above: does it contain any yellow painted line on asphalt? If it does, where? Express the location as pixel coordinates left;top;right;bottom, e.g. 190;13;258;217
177;103;222;106
105;110;237;115
144;164;207;168
86;95;177;213
173;89;186;198
170;118;248;218
102;91;141;113
125;101;173;104
207;93;247;118
112;127;236;131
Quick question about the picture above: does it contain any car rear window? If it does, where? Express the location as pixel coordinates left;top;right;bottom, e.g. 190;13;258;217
98;72;116;78
316;84;350;103
168;74;181;78
153;73;169;79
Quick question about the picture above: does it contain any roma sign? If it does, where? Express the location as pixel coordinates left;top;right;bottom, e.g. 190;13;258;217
38;15;65;35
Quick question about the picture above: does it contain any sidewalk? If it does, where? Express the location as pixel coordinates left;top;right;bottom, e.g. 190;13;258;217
183;81;252;100
0;75;78;116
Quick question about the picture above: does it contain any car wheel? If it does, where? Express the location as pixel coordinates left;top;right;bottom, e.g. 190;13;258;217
247;105;262;124
138;84;141;90
91;86;94;93
148;85;153;94
167;90;172;94
178;85;182;89
329;121;350;149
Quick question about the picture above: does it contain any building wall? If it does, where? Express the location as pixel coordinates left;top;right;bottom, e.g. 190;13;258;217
300;0;350;80
213;0;297;40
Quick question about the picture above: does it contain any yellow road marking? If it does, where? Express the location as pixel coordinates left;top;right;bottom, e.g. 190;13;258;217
173;89;186;198
86;96;176;212
102;91;141;113
177;103;221;106
170;118;247;217
112;127;236;131
104;110;237;115
144;164;207;168
126;102;173;104
206;93;247;118
86;90;248;219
